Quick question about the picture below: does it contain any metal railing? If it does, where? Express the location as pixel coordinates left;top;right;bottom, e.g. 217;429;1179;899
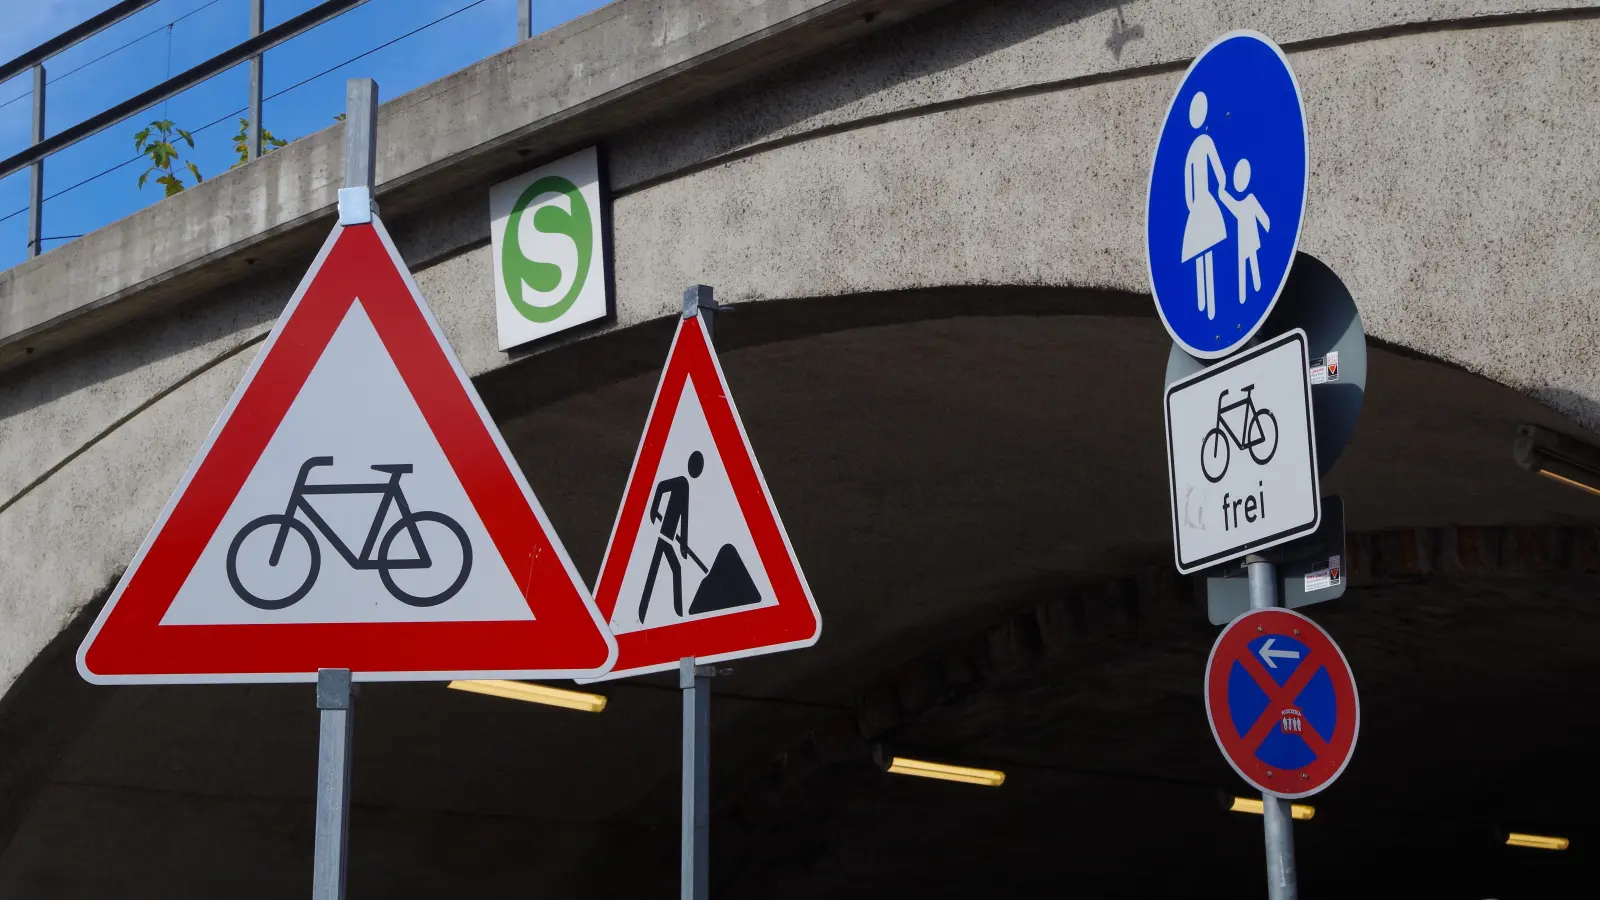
0;0;538;262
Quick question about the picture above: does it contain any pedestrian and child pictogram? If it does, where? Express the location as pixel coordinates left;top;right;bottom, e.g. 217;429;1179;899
1205;607;1359;798
586;311;820;681
76;217;617;684
1146;30;1308;359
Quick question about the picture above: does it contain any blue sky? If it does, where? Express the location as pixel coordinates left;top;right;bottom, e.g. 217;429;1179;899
0;0;611;270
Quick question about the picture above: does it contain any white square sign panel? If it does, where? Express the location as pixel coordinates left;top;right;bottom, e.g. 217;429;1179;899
488;146;610;350
1166;329;1320;573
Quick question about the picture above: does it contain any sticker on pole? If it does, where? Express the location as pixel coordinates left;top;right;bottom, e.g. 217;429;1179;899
584;314;820;681
1145;30;1308;359
1205;607;1358;798
76;218;617;684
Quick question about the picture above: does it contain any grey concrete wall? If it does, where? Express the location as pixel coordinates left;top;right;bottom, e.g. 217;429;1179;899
608;6;1600;428
2;0;1598;704
0;0;952;368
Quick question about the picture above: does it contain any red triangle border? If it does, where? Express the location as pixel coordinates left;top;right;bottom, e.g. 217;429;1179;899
587;315;820;681
77;221;616;683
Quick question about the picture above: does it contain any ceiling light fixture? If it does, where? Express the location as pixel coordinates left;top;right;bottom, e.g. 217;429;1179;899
883;756;1005;787
1514;424;1600;497
447;680;607;712
1228;795;1314;821
1505;832;1570;851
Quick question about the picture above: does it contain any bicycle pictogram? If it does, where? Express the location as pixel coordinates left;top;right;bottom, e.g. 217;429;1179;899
225;456;472;610
1200;384;1278;482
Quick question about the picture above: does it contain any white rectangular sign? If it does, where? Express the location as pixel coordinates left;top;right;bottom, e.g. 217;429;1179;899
1166;329;1320;573
488;146;610;350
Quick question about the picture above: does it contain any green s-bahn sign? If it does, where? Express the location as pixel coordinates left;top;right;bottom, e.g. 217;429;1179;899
488;147;610;349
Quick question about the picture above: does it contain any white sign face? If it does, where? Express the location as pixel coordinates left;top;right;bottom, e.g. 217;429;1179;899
607;375;780;635
488;146;609;350
1166;329;1320;573
161;301;533;626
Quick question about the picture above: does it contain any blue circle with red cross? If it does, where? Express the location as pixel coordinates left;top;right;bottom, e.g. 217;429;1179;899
1205;607;1359;798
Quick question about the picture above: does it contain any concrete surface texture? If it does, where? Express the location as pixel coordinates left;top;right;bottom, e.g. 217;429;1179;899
0;0;954;368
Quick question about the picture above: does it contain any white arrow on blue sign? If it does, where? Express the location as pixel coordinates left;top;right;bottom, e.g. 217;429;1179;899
1145;31;1308;360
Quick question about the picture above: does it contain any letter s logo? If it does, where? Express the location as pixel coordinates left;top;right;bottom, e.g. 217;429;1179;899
500;175;593;324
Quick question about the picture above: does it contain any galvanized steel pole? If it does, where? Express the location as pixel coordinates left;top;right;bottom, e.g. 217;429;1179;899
27;63;44;258
342;79;377;193
336;79;377;226
518;0;534;40
311;668;354;900
676;290;729;900
1247;556;1298;900
683;284;718;335
310;81;378;900
680;658;712;900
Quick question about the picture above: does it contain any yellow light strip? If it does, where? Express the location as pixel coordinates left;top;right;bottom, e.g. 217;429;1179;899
1537;467;1600;499
1506;832;1570;851
1228;796;1315;821
447;680;607;713
886;757;1005;787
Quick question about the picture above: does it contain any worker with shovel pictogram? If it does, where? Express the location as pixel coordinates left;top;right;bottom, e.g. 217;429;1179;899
639;451;762;623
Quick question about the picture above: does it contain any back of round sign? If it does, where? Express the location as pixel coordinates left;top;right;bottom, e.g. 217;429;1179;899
1165;252;1366;476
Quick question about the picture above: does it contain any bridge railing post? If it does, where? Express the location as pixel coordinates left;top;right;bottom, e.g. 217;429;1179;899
247;0;263;161
27;63;45;258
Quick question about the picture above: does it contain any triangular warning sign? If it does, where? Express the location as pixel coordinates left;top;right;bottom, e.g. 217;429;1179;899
77;219;616;684
586;314;820;681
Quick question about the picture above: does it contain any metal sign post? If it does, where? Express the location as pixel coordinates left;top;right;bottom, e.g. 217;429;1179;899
1247;558;1298;900
312;668;354;900
678;285;723;900
680;657;712;900
1149;29;1365;900
1205;563;1360;898
309;78;377;900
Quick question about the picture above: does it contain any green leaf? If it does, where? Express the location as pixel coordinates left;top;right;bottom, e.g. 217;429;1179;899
186;160;202;182
134;127;151;150
177;128;194;148
137;170;149;190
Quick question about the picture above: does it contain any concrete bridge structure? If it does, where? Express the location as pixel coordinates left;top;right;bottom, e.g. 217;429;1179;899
2;0;1599;895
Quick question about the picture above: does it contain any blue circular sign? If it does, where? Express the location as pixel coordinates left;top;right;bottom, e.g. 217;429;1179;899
1145;31;1308;360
